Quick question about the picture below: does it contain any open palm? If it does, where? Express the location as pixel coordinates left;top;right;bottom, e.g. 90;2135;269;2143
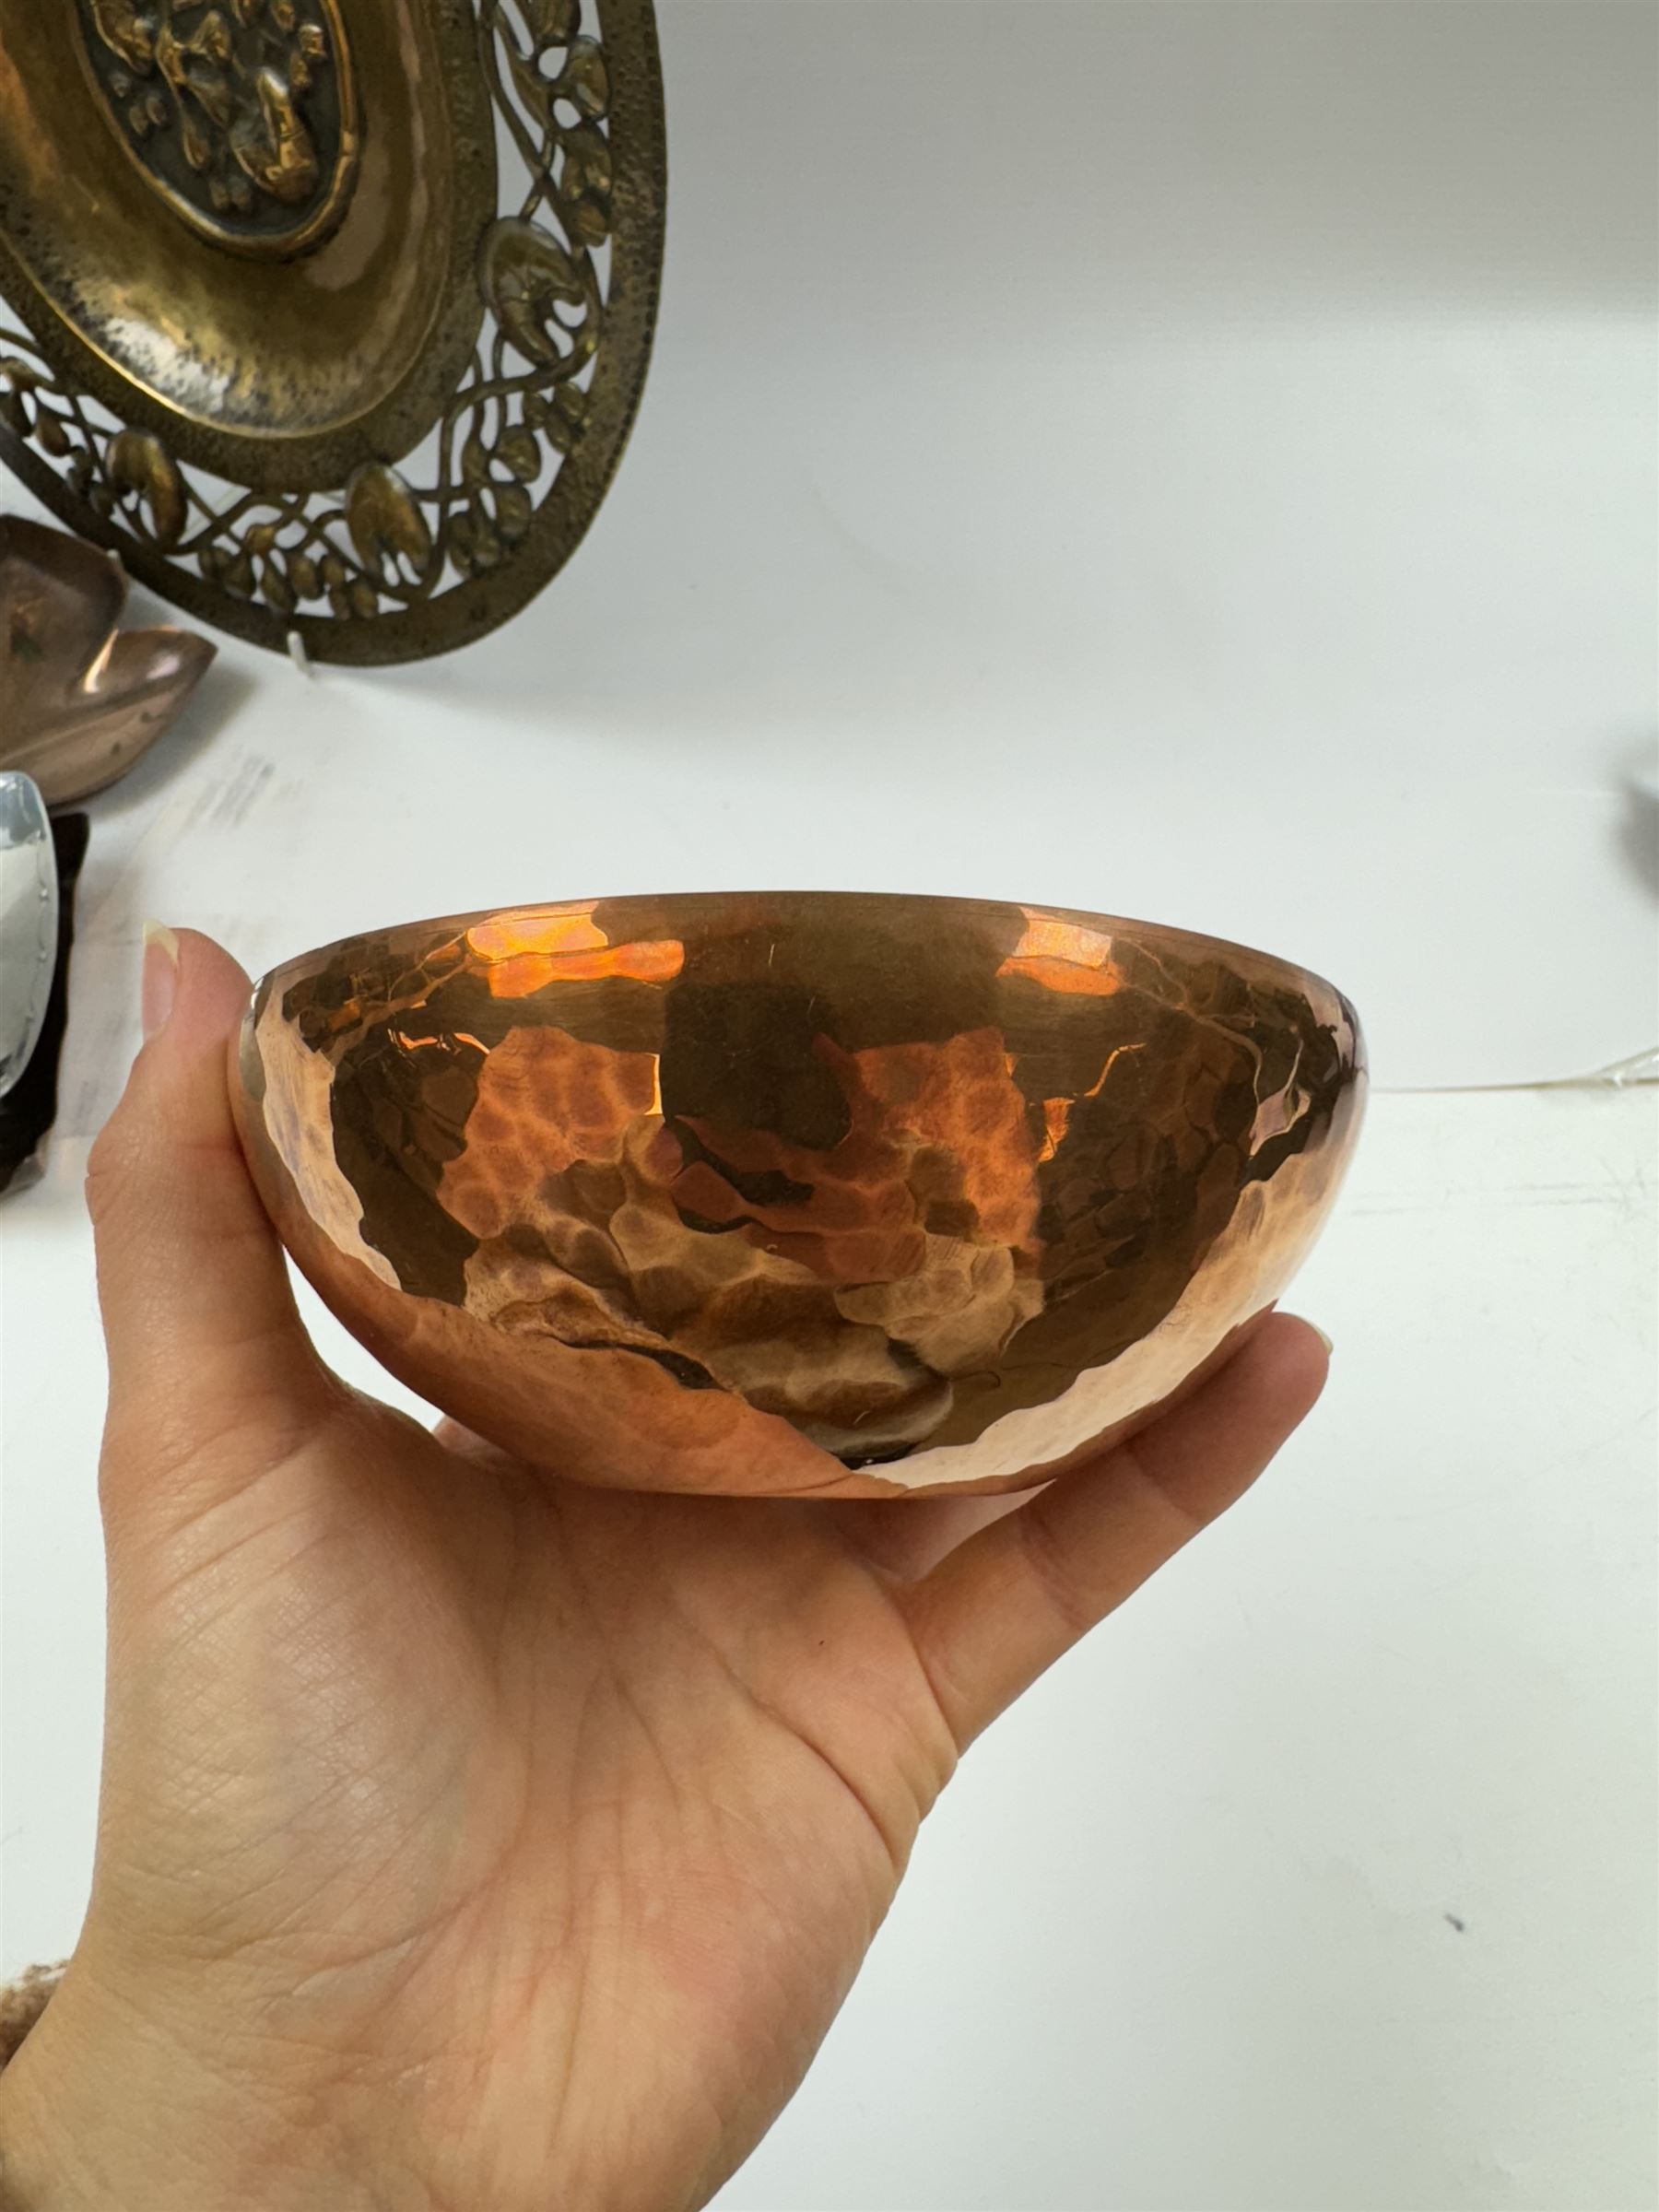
0;934;1325;2212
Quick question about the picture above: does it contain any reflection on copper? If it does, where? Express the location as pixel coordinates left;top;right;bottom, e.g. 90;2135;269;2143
997;910;1124;997
232;893;1365;1498
465;907;687;996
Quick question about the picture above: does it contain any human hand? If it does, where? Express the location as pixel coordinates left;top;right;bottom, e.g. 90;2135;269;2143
0;929;1328;2212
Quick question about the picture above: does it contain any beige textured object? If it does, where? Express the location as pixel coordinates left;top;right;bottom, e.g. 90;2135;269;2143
0;515;214;805
0;1962;63;2076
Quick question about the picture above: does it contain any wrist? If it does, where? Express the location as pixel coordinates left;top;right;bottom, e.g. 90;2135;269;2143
0;1961;389;2212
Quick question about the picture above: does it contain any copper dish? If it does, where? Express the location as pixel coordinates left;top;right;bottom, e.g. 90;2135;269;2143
232;893;1365;1498
0;514;214;804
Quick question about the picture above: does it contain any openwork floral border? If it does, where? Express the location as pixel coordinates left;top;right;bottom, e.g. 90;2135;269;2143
0;0;664;664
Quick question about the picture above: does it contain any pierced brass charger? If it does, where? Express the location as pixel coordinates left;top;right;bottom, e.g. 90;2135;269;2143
0;1;665;663
232;893;1365;1499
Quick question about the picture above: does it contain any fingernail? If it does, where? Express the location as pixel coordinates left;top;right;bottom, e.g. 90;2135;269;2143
1310;1324;1335;1357
141;922;179;1040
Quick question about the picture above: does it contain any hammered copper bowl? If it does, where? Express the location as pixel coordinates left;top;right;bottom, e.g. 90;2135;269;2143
230;892;1364;1498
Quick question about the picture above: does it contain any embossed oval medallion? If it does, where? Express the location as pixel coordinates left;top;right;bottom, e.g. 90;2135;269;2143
73;0;359;258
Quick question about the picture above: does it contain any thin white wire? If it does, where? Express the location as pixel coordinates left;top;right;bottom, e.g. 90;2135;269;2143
1376;1046;1659;1097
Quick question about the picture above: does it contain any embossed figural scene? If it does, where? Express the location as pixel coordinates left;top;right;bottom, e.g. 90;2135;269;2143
75;0;359;256
0;0;666;660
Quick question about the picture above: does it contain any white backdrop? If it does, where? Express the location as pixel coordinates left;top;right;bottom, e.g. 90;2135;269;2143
12;0;1655;1130
384;0;1656;1091
2;5;1656;2208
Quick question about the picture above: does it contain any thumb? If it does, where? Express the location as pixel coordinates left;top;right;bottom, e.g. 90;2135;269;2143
88;925;332;1515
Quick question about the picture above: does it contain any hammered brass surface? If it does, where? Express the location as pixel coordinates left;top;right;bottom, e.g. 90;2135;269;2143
0;1;665;661
232;894;1364;1499
0;1;489;468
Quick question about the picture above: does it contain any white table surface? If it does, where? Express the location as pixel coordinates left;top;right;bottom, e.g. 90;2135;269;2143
4;1075;1654;2211
3;5;1656;2206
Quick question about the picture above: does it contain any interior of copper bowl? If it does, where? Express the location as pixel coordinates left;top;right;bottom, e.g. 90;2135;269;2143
241;893;1364;1471
0;0;488;467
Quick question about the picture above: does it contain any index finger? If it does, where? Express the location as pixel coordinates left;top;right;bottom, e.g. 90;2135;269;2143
895;1315;1330;1747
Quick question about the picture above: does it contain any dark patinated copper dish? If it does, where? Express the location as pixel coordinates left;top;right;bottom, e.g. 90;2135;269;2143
231;893;1365;1497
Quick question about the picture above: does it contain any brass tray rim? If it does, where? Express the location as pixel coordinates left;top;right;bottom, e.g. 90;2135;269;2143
0;0;666;665
0;0;500;491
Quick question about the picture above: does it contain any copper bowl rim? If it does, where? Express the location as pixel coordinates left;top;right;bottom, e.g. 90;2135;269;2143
260;888;1355;1016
